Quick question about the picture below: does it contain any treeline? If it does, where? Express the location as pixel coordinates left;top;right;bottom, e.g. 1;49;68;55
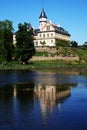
0;20;35;64
70;41;87;49
56;39;87;49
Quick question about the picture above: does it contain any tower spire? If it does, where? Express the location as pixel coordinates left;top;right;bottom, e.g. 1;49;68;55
39;0;47;30
42;0;44;9
39;8;47;19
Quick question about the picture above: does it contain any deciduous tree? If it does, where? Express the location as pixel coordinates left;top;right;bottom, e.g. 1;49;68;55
0;20;14;62
16;22;35;64
70;41;78;48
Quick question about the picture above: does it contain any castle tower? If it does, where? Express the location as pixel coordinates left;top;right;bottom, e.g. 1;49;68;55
39;8;47;30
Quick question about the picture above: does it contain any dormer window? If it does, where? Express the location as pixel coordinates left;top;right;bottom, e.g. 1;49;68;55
46;26;50;31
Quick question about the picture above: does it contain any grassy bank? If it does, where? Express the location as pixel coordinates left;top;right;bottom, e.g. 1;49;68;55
0;60;87;70
0;47;87;70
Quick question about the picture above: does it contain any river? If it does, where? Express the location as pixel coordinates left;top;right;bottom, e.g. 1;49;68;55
0;68;87;130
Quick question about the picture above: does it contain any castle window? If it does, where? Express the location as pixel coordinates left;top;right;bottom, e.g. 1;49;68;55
46;26;50;31
51;33;53;37
43;34;45;38
36;42;38;46
47;34;49;37
51;40;53;43
39;34;41;37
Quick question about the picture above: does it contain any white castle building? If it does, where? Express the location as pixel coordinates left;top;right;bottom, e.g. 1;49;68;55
13;8;71;47
34;8;71;47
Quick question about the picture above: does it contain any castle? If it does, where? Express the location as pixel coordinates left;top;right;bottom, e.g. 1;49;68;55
13;8;71;47
34;8;71;47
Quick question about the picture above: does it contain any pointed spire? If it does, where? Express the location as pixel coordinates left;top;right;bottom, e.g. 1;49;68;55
39;8;47;19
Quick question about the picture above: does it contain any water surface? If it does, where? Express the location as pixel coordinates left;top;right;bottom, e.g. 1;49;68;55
0;68;87;130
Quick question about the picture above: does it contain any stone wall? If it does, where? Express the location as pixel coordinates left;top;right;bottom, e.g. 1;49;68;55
31;56;79;61
31;47;79;61
36;47;57;53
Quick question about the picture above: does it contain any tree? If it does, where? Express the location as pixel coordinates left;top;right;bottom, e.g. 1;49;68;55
0;20;14;62
16;22;35;64
79;42;87;50
70;41;78;48
83;42;87;49
40;41;46;47
0;40;6;63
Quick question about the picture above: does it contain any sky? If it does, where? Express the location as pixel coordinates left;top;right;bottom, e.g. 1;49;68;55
0;0;87;45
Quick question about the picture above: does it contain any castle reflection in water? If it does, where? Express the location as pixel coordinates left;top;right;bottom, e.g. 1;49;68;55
0;82;72;127
13;83;71;112
34;83;71;112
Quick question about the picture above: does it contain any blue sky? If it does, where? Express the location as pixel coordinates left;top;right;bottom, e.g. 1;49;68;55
0;0;87;45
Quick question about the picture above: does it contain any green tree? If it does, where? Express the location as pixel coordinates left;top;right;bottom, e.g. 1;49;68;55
79;42;87;50
16;22;35;64
0;41;6;63
0;20;14;62
40;41;46;47
70;41;78;48
83;42;87;49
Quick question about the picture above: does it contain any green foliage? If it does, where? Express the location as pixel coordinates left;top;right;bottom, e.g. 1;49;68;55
16;22;35;64
56;39;70;47
54;47;76;57
79;42;87;50
0;40;6;58
0;20;14;62
73;48;87;62
40;41;46;46
35;52;49;56
0;56;6;64
70;41;78;48
5;42;15;61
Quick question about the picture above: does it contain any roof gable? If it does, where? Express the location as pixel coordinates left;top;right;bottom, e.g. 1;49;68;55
41;21;55;31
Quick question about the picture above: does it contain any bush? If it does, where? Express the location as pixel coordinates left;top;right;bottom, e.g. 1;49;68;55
56;39;70;47
35;52;49;57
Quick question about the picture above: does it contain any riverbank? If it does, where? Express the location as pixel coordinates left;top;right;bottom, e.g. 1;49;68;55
0;60;87;70
0;47;87;70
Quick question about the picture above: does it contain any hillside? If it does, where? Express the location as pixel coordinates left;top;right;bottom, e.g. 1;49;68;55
73;48;87;62
0;47;87;70
30;47;87;66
